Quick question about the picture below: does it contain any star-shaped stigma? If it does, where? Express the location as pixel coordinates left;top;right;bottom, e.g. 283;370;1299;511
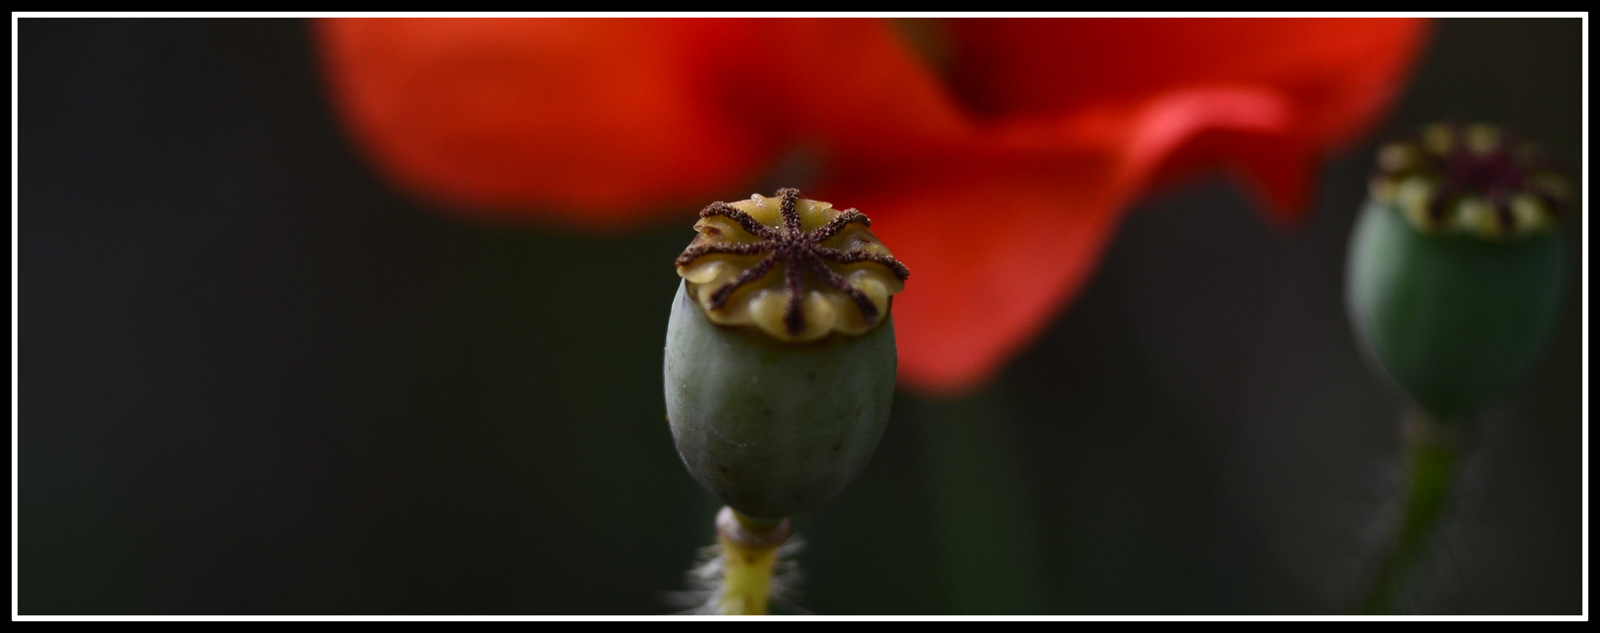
675;188;910;337
1372;123;1568;239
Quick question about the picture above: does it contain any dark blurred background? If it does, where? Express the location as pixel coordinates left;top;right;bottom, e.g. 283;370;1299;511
19;18;1582;615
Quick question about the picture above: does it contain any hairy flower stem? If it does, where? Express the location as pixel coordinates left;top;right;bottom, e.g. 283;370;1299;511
1357;405;1465;614
714;507;792;615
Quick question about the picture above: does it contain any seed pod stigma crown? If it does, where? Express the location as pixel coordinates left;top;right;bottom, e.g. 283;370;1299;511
1348;122;1570;419
674;188;910;342
1370;122;1569;240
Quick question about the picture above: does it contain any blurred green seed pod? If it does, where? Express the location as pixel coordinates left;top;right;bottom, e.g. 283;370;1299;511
1346;123;1569;419
664;189;909;520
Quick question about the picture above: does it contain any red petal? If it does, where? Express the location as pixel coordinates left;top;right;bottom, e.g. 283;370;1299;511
941;18;1431;219
754;20;974;153
819;148;1126;395
315;18;786;230
944;18;1428;144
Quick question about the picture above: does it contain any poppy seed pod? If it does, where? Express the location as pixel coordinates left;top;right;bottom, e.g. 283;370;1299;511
664;189;909;520
1346;123;1568;419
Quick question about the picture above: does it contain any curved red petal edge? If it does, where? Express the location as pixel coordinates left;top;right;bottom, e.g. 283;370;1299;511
937;18;1432;223
943;18;1431;149
314;18;789;231
1114;87;1318;225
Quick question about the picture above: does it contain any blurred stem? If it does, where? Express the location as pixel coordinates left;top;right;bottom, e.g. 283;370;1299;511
714;507;791;615
913;384;1047;614
1357;404;1465;614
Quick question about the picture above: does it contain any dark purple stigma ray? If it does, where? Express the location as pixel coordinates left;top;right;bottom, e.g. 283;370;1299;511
811;209;871;242
700;201;781;241
815;247;911;281
777;188;803;237
674;241;775;268
806;256;880;324
707;254;779;310
783;248;807;336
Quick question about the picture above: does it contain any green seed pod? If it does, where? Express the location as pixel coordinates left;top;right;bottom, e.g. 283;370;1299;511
664;189;909;520
1346;123;1568;419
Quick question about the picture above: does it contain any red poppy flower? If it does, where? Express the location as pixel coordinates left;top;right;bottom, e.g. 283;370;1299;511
317;18;1430;395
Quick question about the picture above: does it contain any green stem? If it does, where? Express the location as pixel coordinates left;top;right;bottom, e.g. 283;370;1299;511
714;507;791;615
1357;404;1466;614
913;385;1047;614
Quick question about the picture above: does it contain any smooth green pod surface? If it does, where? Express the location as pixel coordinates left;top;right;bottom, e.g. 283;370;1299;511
664;281;896;520
1346;199;1565;418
